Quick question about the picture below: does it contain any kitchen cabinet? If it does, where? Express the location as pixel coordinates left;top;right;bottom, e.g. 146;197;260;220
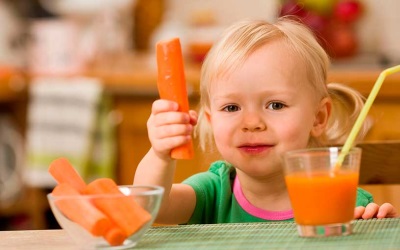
0;73;28;133
0;73;37;229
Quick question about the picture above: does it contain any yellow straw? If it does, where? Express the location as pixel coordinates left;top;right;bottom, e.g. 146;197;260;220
334;65;400;171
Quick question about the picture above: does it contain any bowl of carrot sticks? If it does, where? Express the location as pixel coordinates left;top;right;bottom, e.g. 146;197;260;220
46;158;164;249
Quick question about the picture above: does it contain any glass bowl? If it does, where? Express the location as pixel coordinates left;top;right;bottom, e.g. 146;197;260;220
47;185;164;249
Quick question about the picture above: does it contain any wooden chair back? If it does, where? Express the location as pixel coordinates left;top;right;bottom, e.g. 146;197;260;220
357;141;400;184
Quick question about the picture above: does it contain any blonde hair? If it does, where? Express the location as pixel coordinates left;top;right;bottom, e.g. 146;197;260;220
195;18;367;151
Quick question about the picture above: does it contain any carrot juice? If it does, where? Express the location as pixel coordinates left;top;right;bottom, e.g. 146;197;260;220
283;147;361;237
285;170;359;225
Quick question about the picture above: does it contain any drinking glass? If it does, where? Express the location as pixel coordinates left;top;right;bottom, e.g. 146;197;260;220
283;147;361;237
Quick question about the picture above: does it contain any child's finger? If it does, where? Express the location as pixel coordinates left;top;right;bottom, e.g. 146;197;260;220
189;110;198;125
362;203;379;219
354;206;365;219
152;112;190;127
152;99;179;114
155;124;193;139
152;135;192;156
377;203;399;218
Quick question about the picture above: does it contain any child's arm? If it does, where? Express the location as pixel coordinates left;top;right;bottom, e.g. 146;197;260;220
133;99;197;224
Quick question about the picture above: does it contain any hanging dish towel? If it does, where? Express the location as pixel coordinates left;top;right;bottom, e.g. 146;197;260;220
24;76;116;188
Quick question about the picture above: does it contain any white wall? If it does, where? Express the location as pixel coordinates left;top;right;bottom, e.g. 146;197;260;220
155;0;400;61
164;0;279;25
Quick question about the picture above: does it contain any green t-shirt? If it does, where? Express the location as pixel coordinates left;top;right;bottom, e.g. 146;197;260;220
183;161;374;224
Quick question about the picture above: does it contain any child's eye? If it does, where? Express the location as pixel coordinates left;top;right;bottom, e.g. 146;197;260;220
267;102;285;110
223;105;240;112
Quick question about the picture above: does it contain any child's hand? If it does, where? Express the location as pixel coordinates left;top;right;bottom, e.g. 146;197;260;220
147;99;197;161
354;203;399;219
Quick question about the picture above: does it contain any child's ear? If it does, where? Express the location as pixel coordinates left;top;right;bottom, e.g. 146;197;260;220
311;97;331;137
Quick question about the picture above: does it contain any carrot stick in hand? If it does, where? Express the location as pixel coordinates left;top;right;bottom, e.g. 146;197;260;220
84;178;152;236
156;37;194;159
48;158;86;193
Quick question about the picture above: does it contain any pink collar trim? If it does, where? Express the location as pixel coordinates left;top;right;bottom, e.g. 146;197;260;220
233;176;293;220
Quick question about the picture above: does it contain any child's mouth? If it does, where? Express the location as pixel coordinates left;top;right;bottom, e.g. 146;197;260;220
238;144;272;154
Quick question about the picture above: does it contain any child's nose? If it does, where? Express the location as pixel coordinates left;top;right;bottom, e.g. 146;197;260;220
241;112;266;132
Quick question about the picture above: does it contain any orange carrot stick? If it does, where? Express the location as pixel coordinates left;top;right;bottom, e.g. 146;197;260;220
104;227;128;246
48;158;86;193
51;183;113;237
156;37;194;159
84;178;152;236
52;183;127;246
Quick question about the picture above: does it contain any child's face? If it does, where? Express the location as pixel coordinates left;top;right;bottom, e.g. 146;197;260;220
206;40;329;178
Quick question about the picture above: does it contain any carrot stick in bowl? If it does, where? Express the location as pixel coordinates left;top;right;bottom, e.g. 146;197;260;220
51;184;127;246
48;158;86;193
156;37;194;159
51;183;112;237
49;160;127;246
84;178;152;236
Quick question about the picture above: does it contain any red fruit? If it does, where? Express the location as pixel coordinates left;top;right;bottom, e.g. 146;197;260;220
301;11;328;34
279;1;307;18
280;1;328;35
322;22;358;58
333;0;362;23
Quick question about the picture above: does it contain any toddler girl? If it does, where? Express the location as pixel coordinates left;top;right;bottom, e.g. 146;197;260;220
134;18;398;224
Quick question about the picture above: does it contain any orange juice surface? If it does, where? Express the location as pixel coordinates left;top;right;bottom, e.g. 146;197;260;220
285;170;359;225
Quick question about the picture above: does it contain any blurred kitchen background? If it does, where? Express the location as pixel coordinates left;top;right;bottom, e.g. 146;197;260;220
1;0;400;230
